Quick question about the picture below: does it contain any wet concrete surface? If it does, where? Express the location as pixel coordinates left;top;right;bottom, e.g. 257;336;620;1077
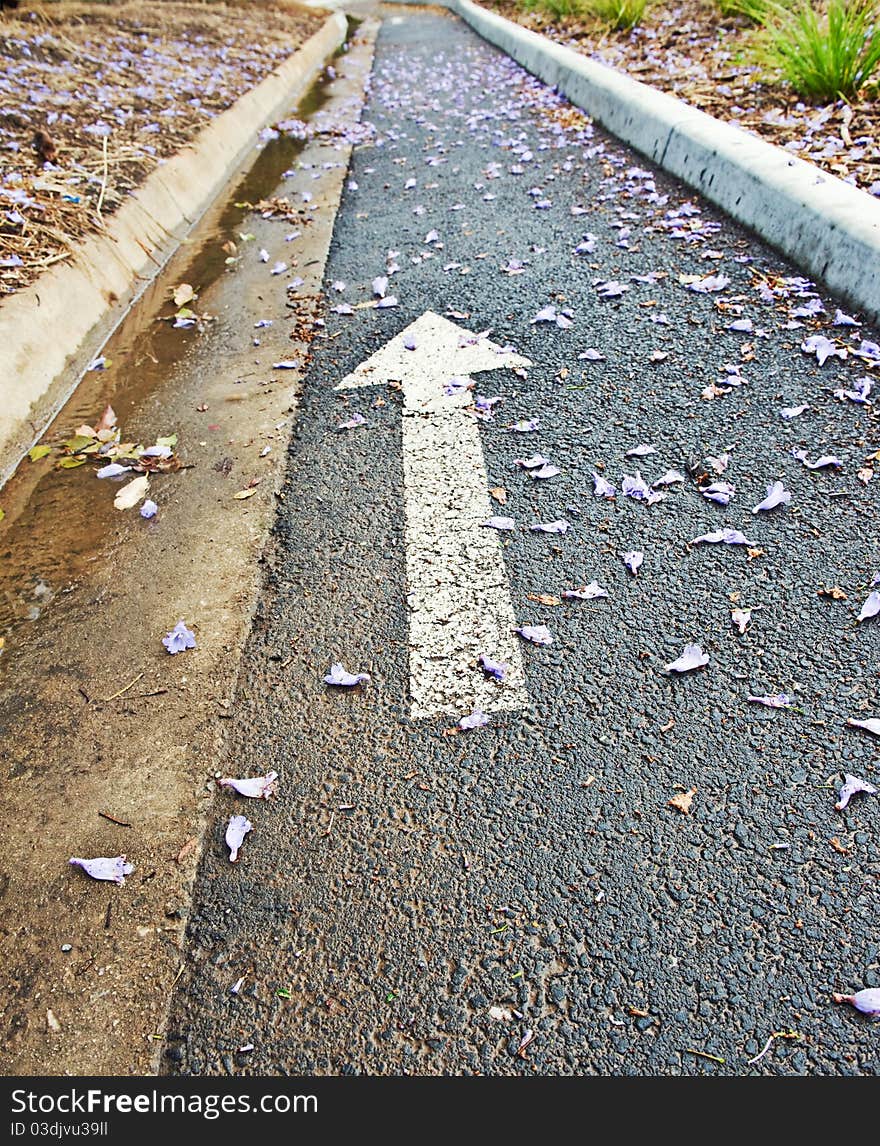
0;22;377;1076
164;9;880;1076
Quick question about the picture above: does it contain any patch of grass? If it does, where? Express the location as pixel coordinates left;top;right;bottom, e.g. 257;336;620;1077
758;0;880;100
584;0;652;29
715;0;773;21
519;0;588;17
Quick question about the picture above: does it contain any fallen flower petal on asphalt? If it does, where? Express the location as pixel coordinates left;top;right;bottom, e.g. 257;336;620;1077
652;470;684;488
513;454;548;470
665;644;709;673
625;444;656;457
846;717;880;736
162;620;196;655
792;449;842;470
835;773;878;811
701;481;735;505
622;551;643;574
530;464;560;479
530;520;568;534
481;516;515;530
858;591;880;622
690;529;754;546
592;472;616;498
337;413;367;431
832;988;880;1017
747;693;796;709
96;463;131;479
562;581;608;600
226;815;253;862
458;710;489;730
140;500;158;519
514;625;553;646
324;662;370;686
478;653;507;681
752;481;791;513
69;856;134;884
731;607;755;634
801;334;847;366
508;420;539;433
218;772;279;799
780;404;809;419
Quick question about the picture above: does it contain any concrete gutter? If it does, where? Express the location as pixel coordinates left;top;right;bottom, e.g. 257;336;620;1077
0;9;347;489
399;0;880;324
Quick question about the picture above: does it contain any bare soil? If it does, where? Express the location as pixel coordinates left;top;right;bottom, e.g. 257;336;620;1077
0;0;324;297
486;0;880;196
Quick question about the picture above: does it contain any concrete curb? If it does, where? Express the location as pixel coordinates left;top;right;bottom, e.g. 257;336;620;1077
0;10;348;488
396;0;880;323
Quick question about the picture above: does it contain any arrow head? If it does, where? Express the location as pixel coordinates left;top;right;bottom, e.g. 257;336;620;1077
335;310;531;390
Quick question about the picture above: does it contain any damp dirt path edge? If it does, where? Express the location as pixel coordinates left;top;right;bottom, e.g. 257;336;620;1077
0;17;379;1078
0;9;348;490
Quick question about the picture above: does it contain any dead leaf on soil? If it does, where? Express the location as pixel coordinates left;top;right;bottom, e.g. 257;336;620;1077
818;586;847;600
233;488;257;500
527;592;562;606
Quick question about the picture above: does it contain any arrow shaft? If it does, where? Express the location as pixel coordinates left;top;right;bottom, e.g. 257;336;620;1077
402;379;527;719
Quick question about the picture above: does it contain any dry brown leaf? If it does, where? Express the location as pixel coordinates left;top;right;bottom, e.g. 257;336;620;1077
527;592;562;606
857;467;873;485
668;787;697;814
659;717;675;733
96;405;117;432
175;837;197;864
233;488;257;500
817;586;847;600
830;836;850;855
113;475;149;510
489;487;507;504
173;283;196;308
746;547;766;561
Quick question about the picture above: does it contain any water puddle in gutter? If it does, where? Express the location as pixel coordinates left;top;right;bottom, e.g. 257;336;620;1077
0;54;344;646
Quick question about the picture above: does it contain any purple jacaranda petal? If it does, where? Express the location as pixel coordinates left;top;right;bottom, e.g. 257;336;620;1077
96;463;131;479
791;298;825;318
331;281;346;293
780;404;809;418
592;472;616;499
374;296;398;309
578;348;606;361
731;607;755;634
727;318;753;333
141;445;173;460
403;336;417;351
705;452;730;474
140;500;158;519
622;550;643;574
258;248;270;263
530;520;569;534
690;529;754;545
833;308;860;326
532;305;558;324
508;420;539;433
162;621;196;655
372;276;388;298
218;772;279;800
801;334;847;366
174;315;194;330
833;987;880;1016
847;716;880;736
562;581;608;600
270;261;287;276
835;773;877;810
424;229;440;244
530;464;560;480
87;355;107;371
513;454;548;470
752;481;791;513
574;233;598;255
514;625;553;646
622;472;651;500
834;376;872;404
625;444;656;458
701;481;735;505
226;815;252;862
481;516;515;530
858;591;880;622
444;377;473;397
337;413;367;431
501;258;526;275
665;644;709;673
747;693;796;709
478;653;507;681
596;280;628;298
69;856;134;884
458;710;490;730
686;273;730;293
652;470;684;487
272;361;299;370
473;395;504;420
324;662;370;686
331;304;355;315
792;449;842;469
874;573;880;586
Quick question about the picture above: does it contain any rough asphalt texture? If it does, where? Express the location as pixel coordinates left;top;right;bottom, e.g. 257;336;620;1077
165;10;880;1076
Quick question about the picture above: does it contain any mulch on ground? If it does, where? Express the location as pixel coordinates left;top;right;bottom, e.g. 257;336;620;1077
487;0;880;197
0;0;324;298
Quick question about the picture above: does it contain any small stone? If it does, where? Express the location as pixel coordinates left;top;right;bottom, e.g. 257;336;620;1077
61;944;72;953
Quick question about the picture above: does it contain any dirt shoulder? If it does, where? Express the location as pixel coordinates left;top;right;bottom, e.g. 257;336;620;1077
0;0;325;297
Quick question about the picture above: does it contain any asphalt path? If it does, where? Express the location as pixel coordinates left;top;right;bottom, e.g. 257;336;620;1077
165;8;880;1076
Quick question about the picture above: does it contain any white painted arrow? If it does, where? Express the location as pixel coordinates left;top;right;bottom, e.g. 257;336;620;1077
336;311;531;720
